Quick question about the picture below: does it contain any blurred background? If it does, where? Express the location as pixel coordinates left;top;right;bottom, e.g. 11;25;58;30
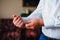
0;0;42;40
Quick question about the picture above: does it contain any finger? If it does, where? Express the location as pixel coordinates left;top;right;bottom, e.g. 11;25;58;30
13;18;21;25
13;16;20;23
25;22;35;30
30;26;34;30
16;22;24;28
25;22;33;27
29;26;34;30
19;22;24;28
26;26;34;30
25;20;32;26
25;23;32;29
16;19;23;26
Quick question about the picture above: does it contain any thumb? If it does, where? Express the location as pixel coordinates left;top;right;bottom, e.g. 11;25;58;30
25;21;31;27
25;20;34;30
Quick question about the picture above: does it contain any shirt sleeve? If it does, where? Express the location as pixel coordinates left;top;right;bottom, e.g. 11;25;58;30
22;0;43;23
43;0;60;28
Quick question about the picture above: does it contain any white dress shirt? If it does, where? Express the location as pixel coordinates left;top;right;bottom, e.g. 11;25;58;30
23;0;60;39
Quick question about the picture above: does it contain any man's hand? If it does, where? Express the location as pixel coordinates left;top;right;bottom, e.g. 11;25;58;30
25;18;44;30
13;15;24;28
25;19;41;30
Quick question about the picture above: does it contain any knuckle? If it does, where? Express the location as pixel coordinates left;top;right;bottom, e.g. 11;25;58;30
16;24;19;27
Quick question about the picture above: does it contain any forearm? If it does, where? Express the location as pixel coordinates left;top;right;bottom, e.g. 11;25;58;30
22;0;42;24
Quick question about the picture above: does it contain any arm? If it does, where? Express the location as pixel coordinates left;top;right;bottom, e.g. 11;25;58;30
22;0;43;23
25;0;60;29
43;0;60;28
12;0;43;28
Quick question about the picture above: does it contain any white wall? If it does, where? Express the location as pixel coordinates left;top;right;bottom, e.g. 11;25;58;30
0;0;22;18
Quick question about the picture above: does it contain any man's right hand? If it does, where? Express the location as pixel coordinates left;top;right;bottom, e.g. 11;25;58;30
13;15;24;28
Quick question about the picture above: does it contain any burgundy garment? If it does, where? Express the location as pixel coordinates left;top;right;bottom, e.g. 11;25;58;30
0;19;21;40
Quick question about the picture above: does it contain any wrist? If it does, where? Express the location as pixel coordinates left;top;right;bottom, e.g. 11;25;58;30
38;19;44;27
